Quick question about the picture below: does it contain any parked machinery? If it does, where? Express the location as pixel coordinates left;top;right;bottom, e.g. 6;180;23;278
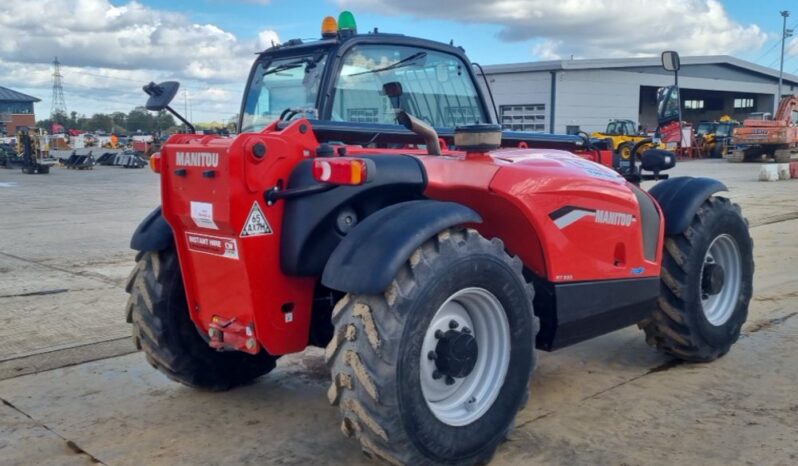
16;127;56;174
729;95;798;163
696;116;739;158
591;119;655;161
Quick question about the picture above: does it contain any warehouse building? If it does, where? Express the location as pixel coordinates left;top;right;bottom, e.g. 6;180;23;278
0;86;40;136
482;56;798;135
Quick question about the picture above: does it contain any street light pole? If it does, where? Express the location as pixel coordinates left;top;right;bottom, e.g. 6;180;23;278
777;10;791;114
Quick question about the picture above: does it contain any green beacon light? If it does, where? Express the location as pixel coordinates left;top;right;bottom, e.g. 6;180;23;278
338;11;357;34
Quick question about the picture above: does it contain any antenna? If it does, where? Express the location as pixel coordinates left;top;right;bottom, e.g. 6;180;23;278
50;57;67;118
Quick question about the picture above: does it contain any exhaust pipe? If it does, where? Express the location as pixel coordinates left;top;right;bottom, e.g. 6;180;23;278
397;110;441;156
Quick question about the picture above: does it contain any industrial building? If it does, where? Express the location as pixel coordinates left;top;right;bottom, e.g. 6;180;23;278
482;56;798;134
0;86;40;136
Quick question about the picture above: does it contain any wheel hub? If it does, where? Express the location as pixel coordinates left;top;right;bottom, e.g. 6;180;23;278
701;262;725;296
433;328;478;379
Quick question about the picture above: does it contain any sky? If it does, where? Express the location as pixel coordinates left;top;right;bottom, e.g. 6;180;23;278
1;0;798;123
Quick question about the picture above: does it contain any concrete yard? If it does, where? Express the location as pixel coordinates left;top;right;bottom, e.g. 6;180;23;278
0;160;796;465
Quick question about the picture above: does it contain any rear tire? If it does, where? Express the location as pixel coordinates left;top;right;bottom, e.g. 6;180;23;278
326;229;537;465
126;248;277;390
641;197;753;362
726;149;744;163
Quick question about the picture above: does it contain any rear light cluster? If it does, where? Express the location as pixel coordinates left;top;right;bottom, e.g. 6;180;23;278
312;157;370;186
149;153;161;173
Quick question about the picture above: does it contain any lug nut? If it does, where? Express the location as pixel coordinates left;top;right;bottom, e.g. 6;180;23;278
445;376;455;385
449;320;459;329
427;351;437;360
432;370;442;380
462;327;472;335
434;329;444;339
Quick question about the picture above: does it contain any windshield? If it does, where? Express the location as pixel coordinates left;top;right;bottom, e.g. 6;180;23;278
716;123;733;137
657;86;680;124
696;122;714;135
331;45;486;127
240;53;328;132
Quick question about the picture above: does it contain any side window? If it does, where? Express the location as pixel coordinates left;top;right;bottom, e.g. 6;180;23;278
331;45;486;128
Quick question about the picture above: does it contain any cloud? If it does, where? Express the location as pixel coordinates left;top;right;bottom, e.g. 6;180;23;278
335;0;767;59
0;0;279;120
0;0;279;83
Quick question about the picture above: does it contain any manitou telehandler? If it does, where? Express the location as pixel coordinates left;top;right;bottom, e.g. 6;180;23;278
126;13;754;466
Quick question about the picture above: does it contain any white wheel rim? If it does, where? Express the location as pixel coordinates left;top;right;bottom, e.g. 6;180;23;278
700;234;742;326
419;287;510;427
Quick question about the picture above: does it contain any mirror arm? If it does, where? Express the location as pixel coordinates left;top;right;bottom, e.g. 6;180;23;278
165;105;195;134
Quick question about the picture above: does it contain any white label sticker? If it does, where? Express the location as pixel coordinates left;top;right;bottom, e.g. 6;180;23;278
285;312;293;323
240;201;273;237
190;201;219;230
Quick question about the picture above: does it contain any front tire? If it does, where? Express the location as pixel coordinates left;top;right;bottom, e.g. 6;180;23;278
125;248;277;390
641;197;753;362
617;142;634;161
326;229;537;465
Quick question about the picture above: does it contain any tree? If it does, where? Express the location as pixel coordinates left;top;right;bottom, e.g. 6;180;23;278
88;113;113;133
111;112;127;128
155;110;176;131
126;107;154;133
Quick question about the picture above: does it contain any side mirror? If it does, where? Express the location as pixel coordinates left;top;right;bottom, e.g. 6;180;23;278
143;81;180;111
640;149;676;173
661;51;680;72
382;81;403;98
383;81;404;110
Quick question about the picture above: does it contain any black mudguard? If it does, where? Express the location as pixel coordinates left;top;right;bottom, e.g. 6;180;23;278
321;200;482;294
648;176;727;235
130;206;174;251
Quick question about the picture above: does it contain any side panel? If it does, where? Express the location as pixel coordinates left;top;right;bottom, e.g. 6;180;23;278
421;150;663;282
533;277;660;351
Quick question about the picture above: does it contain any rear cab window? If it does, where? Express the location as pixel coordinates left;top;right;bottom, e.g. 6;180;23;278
330;44;486;128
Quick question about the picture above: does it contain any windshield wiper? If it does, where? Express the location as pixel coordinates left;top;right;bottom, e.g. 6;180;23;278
349;51;428;77
264;60;308;76
264;53;324;76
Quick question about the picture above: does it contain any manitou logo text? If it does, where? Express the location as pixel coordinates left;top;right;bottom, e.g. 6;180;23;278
594;210;634;227
176;151;219;168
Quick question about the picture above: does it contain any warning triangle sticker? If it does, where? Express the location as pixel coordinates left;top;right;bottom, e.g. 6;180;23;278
240;201;273;237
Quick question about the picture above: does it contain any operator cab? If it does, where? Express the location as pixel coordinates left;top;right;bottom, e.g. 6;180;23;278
239;14;488;136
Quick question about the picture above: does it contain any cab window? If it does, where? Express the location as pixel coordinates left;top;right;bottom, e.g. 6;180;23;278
330;45;486;128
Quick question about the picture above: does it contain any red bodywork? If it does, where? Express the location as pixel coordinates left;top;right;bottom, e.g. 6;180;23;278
158;120;662;356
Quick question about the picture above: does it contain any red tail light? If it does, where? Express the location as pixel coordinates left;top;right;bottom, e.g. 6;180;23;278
312;157;370;185
149;152;161;174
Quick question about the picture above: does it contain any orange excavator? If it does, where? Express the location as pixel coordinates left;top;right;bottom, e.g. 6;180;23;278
729;95;798;163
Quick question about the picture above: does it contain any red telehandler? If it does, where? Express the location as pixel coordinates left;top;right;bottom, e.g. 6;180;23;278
126;13;753;465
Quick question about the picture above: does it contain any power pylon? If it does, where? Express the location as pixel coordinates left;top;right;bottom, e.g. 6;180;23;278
50;57;67;118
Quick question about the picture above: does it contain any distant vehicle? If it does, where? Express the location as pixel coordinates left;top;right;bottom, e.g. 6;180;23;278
729;95;798;163
591;119;655;161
